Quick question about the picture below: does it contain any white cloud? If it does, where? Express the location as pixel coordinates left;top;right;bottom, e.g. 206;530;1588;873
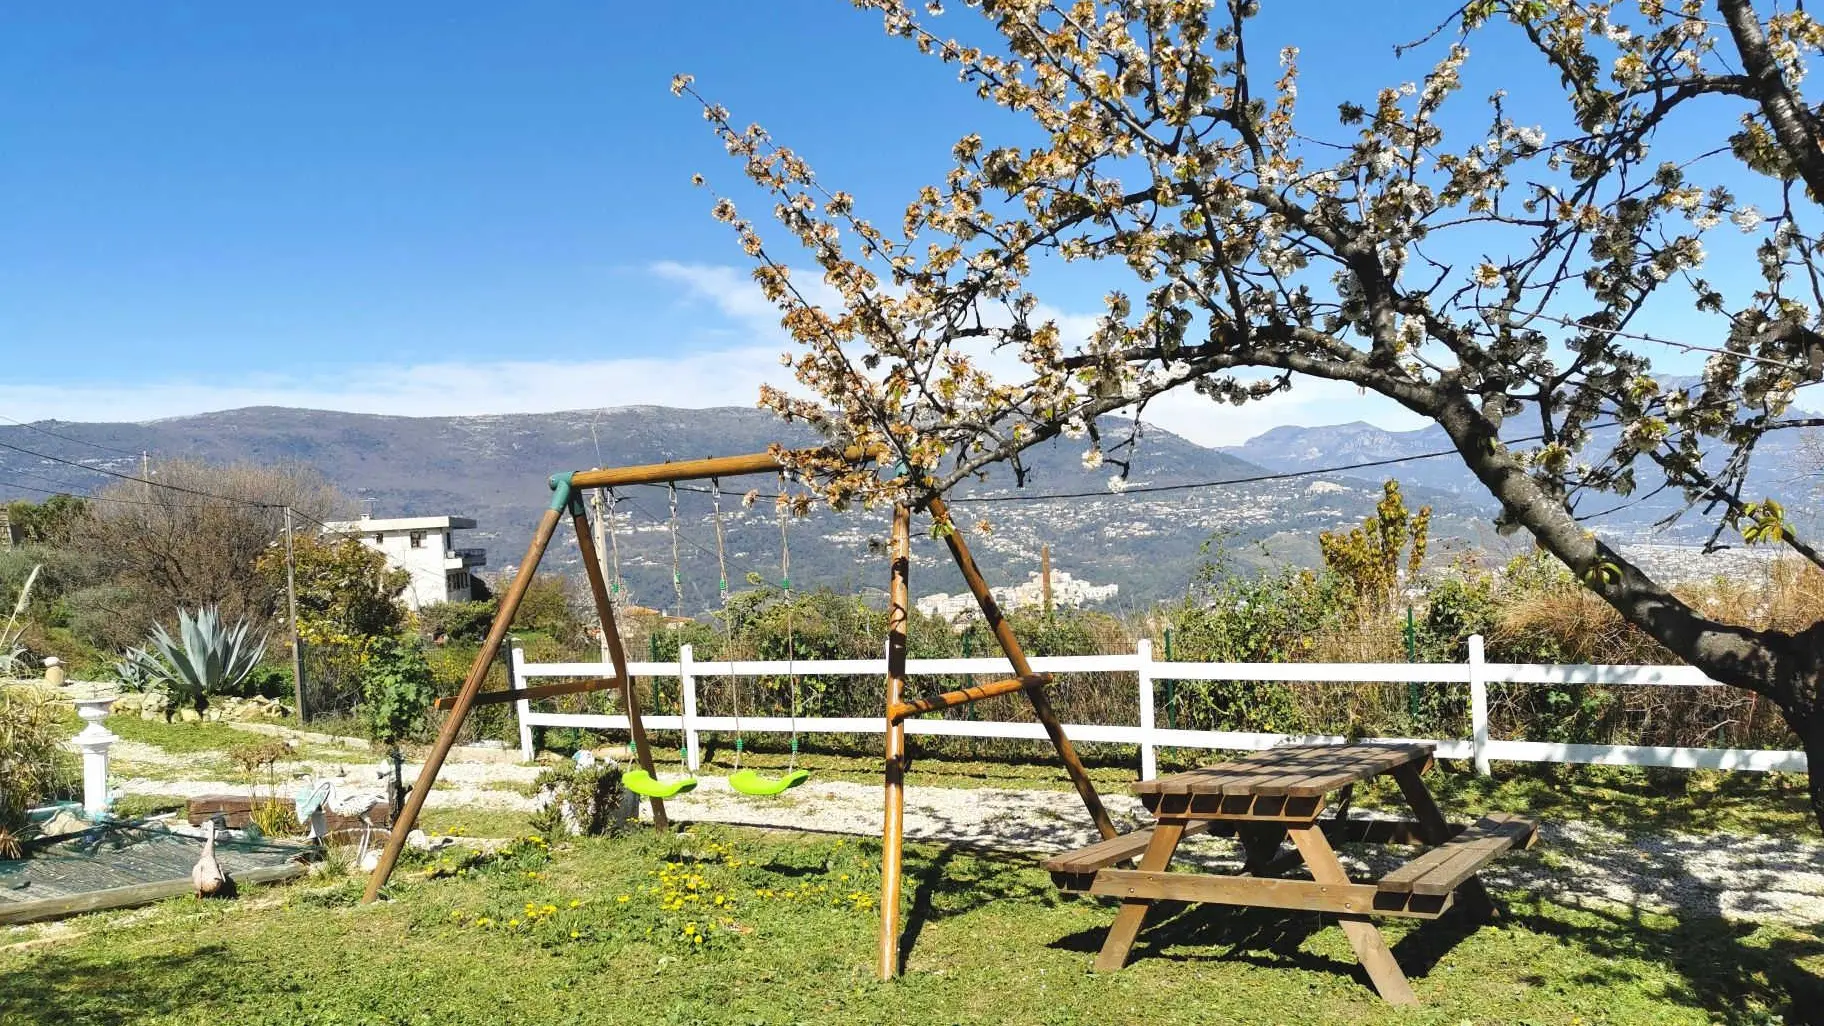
2;260;1424;449
0;348;784;423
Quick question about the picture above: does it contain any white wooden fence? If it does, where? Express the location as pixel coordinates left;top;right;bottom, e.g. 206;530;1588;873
507;634;1807;778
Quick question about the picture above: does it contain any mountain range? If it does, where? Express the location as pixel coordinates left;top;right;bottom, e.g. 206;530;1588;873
2;404;1809;612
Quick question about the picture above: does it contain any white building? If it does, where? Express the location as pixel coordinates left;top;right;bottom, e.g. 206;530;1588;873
322;513;488;611
917;571;1118;621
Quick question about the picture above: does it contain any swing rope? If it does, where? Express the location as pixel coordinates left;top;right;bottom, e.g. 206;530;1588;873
624;484;698;800
723;473;810;796
712;478;744;772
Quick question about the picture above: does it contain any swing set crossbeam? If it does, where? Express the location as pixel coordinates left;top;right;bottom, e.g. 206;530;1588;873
431;676;622;711
887;674;1050;724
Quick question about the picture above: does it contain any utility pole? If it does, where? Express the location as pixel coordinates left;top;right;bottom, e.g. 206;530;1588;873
1040;543;1053;617
589;488;613;663
283;506;307;723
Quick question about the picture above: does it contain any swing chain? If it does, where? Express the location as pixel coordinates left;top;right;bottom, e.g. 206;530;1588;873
778;472;800;773
667;482;684;613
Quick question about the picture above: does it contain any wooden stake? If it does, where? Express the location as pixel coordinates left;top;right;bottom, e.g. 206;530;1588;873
1040;543;1052;617
926;496;1118;841
573;500;670;832
878;503;911;980
363;505;565;902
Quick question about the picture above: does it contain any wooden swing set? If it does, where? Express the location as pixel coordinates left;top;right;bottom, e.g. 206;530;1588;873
358;449;1120;979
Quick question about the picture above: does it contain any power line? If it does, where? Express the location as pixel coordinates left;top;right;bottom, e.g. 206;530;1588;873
0;437;269;507
0;476;249;510
0;413;144;457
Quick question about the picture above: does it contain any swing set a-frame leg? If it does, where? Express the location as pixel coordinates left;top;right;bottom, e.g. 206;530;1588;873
363;496;569;903
570;487;669;832
878;504;911;980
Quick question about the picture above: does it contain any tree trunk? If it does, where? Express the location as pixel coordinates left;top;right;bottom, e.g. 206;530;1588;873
1799;711;1824;839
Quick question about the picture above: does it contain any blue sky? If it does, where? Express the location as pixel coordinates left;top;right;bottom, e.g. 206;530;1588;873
0;3;1752;446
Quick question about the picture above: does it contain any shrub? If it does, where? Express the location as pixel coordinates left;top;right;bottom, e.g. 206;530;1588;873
362;636;438;748
419;599;498;643
528;761;629;840
0;687;76;855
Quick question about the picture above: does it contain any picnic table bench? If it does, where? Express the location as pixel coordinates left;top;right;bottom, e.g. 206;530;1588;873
1045;742;1537;1005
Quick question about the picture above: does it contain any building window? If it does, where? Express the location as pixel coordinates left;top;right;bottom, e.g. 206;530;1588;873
373;533;384;545
448;571;470;591
410;531;426;548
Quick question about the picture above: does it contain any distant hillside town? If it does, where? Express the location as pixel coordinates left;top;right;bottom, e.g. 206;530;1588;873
918;570;1118;621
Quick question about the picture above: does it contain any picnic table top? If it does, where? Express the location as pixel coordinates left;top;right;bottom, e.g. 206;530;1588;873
1132;742;1434;800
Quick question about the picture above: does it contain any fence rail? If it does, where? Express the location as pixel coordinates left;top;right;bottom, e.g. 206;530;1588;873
508;635;1807;778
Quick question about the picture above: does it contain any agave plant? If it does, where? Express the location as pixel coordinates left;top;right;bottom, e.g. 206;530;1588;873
127;606;268;714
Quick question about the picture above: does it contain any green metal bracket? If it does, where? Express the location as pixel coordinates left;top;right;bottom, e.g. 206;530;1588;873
547;472;580;514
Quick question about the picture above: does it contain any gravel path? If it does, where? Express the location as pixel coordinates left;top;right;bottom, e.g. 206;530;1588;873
117;763;1824;926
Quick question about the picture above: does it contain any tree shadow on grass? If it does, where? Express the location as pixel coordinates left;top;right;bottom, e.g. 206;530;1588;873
0;943;243;1026
892;843;1061;971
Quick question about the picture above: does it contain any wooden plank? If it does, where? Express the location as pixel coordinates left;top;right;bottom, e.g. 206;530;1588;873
432;676;620;710
0;861;309;926
1136;743;1432;799
1145;791;1326;823
187;795;390;833
1289;823;1419;1005
1044;821;1215;875
1389;762;1495;919
1378;813;1537;896
1085;870;1448;919
887;675;1048;723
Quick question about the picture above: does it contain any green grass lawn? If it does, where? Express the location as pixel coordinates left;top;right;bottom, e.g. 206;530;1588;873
3;825;1817;1025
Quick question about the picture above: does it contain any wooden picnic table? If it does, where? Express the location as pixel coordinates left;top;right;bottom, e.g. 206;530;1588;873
1044;742;1537;1005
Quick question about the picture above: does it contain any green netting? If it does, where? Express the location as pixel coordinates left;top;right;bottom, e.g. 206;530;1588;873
0;821;312;904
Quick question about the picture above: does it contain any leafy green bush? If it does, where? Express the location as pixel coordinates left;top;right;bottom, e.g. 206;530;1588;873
361;637;438;747
418;599;498;643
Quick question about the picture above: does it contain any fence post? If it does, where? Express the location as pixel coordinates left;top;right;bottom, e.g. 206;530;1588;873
510;639;534;763
1468;633;1490;776
1136;639;1157;781
680;643;701;772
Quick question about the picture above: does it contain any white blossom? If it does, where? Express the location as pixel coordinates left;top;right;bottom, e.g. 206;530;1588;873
1081;447;1104;470
1107;474;1129;493
1731;205;1764;232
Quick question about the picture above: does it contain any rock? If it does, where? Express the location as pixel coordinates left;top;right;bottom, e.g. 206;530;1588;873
110;694;141;714
406;829;452;852
178;708;202;723
38;810;90;837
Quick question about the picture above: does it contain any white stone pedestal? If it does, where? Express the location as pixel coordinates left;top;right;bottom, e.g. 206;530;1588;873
70;693;119;817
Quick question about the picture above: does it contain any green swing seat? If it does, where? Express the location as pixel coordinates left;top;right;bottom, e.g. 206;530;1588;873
623;768;698;799
728;767;811;796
